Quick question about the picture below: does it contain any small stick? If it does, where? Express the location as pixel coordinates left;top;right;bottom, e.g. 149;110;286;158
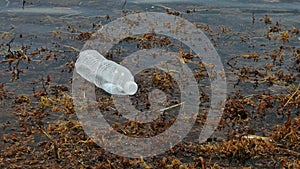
22;0;26;9
282;83;300;109
63;45;80;52
159;102;184;112
122;0;127;10
37;123;61;160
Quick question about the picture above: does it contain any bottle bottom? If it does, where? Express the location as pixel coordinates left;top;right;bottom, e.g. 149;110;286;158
124;81;138;95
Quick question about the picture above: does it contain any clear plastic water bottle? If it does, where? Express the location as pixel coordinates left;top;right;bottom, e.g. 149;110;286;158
75;50;138;95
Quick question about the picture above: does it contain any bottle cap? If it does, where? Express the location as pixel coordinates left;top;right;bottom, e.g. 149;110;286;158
124;81;138;95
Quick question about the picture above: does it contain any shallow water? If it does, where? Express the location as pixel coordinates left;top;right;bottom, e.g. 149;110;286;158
129;0;300;10
0;1;298;115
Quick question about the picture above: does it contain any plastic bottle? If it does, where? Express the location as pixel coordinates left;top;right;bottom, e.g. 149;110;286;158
75;50;138;95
